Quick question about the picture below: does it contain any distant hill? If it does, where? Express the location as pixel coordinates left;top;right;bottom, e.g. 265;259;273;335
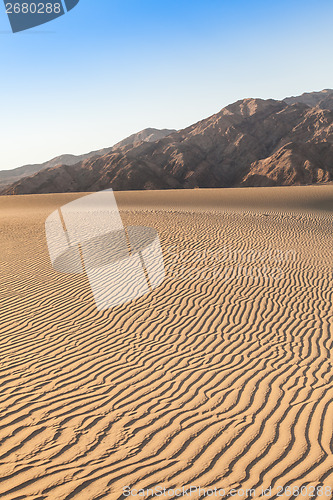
0;128;175;189
283;88;333;110
1;90;333;195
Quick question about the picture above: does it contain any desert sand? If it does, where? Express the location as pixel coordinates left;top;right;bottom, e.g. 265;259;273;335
0;186;332;499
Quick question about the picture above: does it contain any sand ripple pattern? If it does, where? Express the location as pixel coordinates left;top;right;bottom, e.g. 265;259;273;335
0;199;332;499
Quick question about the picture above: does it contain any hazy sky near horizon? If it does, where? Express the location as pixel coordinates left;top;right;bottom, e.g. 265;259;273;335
1;0;333;170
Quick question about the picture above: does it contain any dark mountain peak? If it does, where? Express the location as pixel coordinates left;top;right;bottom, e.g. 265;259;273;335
112;128;176;150
284;89;333;110
221;97;284;118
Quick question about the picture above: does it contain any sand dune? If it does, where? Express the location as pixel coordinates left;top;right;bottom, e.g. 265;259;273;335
0;186;332;499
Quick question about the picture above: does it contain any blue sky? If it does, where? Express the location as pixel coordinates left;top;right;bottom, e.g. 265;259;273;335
1;0;333;170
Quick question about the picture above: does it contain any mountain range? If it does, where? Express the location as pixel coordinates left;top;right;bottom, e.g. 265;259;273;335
1;89;333;195
0;128;175;190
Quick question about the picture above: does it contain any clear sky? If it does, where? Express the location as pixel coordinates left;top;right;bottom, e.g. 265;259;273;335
1;0;333;170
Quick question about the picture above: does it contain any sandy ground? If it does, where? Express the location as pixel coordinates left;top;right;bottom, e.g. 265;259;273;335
0;186;332;499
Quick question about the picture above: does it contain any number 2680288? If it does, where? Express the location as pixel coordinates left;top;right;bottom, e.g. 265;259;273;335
6;3;62;14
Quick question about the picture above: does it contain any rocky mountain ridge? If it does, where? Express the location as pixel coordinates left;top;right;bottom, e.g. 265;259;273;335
1;90;333;195
0;128;175;189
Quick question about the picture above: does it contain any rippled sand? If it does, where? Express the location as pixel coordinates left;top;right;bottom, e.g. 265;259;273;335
0;186;332;499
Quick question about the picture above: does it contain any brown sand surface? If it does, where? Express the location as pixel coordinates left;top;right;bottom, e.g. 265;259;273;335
0;186;332;499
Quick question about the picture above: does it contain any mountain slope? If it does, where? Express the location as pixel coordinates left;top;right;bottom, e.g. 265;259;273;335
0;128;175;189
2;91;333;195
